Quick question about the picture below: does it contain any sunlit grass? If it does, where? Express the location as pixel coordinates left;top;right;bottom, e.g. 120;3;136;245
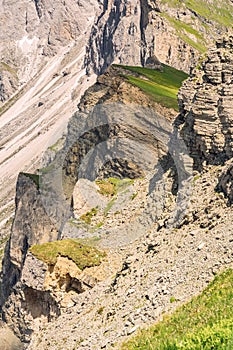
30;239;106;270
116;64;188;111
122;269;233;349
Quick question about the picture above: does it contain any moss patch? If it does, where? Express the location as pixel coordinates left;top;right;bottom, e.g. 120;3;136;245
80;207;98;224
30;239;106;270
96;177;134;197
122;269;233;349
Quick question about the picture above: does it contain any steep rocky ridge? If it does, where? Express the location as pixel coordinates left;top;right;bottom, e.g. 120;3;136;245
0;64;191;346
85;0;233;75
28;38;232;348
0;0;101;247
27;164;233;350
0;28;233;350
1;173;58;306
178;35;233;170
1;0;233;248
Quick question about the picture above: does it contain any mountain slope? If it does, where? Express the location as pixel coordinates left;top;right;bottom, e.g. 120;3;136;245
1;35;233;349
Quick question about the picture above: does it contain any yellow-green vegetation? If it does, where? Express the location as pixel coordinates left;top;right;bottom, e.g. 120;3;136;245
80;207;98;224
97;306;105;315
48;138;64;152
96;177;135;216
0;236;9;262
96;177;134;197
89;221;104;233
160;0;233;27
96;179;115;196
30;239;106;270
122;269;233;350
76;236;102;247
193;174;200;182
162;13;206;53
158;0;233;57
116;65;188;111
131;192;138;200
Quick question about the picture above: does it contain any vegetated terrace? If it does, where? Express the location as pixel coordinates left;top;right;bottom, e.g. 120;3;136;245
116;64;188;111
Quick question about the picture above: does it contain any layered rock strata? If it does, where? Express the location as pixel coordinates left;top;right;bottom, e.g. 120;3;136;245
179;35;233;170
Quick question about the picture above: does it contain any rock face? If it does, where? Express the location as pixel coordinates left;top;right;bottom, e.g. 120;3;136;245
85;0;233;75
1;173;58;305
1;26;233;350
0;0;100;103
218;161;233;204
1;0;233;104
27;163;233;350
0;64;193;344
179;35;233;170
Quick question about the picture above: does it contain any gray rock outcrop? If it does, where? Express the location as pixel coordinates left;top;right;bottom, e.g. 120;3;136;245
179;35;233;170
1;31;233;349
217;161;233;204
1;173;58;306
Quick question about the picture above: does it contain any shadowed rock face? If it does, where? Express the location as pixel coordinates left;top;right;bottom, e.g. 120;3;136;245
1;173;58;305
179;35;233;170
217;161;233;204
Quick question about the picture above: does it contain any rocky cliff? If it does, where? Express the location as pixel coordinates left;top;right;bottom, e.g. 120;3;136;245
1;0;233;105
85;0;233;75
1;0;233;240
1;173;58;305
178;35;233;170
0;62;192;346
0;10;233;348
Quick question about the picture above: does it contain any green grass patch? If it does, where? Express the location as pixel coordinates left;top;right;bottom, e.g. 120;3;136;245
122;269;233;350
159;0;233;27
80;207;98;224
116;65;188;111
96;177;134;197
90;221;104;232
104;198;116;216
30;239;106;269
162;14;206;53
